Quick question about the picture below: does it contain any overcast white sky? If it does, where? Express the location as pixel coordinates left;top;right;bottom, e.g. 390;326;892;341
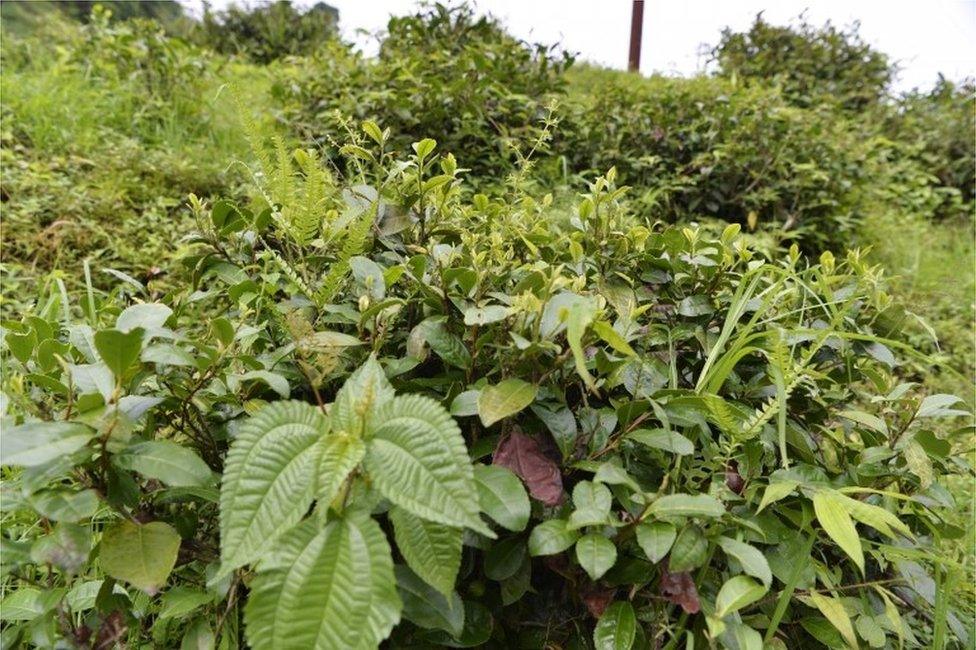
183;0;976;92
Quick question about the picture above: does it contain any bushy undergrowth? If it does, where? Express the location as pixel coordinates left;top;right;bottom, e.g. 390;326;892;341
281;3;572;178
0;3;973;649
192;1;339;63
1;135;972;648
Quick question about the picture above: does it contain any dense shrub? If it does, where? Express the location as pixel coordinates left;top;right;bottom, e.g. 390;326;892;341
1;134;970;648
193;0;339;63
558;68;868;247
881;77;976;219
281;3;572;178
710;14;893;112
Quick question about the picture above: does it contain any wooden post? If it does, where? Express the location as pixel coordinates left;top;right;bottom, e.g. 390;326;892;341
628;0;645;72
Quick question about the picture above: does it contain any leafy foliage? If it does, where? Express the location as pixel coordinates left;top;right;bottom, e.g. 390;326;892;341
710;13;893;112
281;3;572;178
193;0;340;63
0;3;973;648
1;130;970;647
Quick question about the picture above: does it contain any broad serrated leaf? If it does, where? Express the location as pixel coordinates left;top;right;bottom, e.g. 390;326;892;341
1;421;94;467
390;506;461;597
245;511;398;649
99;520;180;594
636;521;676;563
220;401;328;571
477;379;537;427
593;601;636;650
365;394;491;536
332;355;394;436
316;433;365;506
718;537;772;586
115;440;214;487
395;564;464;637
575;534;617;580
473;465;530;532
812;491;863;574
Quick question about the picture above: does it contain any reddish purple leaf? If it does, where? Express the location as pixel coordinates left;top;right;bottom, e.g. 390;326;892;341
493;431;564;506
725;461;745;495
660;566;700;614
582;587;615;618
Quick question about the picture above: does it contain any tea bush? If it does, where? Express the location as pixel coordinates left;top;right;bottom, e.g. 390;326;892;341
1;133;971;648
281;3;571;178
192;1;340;64
558;68;869;247
710;14;893;113
881;78;976;220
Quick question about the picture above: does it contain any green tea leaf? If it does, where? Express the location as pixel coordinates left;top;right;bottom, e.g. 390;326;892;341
575;533;617;580
116;440;214;487
636;521;676;563
99;520;181;594
477;379;537;427
648;493;725;519
593;601;636;650
718;537;772;586
473;464;530;532
627;428;694;455
812;491;864;573
528;519;579;556
1;421;93;467
94;328;145;381
715;575;767;618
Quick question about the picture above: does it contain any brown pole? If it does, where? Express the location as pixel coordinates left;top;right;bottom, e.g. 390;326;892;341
628;0;645;72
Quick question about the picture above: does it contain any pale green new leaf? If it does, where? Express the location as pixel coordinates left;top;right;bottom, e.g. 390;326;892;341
636;521;676;563
99;520;180;594
389;506;461;597
365;395;491;536
715;575;767;618
220;401;327;571
1;422;93;467
316;433;365;507
808;592;858;649
477;378;537;427
575;533;617;580
332;355;394;436
812;491;864;573
244;512;399;649
718;537;772;586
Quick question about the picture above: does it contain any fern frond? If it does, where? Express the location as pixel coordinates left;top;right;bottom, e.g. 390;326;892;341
316;203;376;306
